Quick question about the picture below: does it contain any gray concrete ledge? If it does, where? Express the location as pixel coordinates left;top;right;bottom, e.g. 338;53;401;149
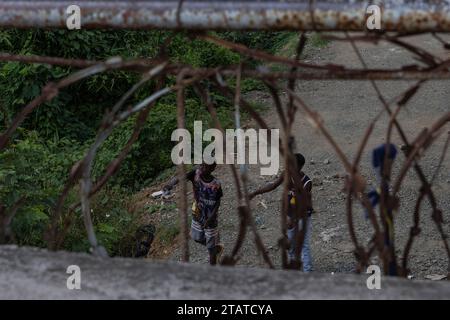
0;245;449;300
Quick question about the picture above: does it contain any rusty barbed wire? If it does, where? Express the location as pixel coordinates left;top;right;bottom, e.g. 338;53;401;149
0;2;449;278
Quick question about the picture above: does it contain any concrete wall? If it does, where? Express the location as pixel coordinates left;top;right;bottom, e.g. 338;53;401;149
0;245;448;299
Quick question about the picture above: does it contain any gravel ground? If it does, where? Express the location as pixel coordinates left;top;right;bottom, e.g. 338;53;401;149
170;33;450;281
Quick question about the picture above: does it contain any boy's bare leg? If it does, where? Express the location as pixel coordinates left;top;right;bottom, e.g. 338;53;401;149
208;244;224;265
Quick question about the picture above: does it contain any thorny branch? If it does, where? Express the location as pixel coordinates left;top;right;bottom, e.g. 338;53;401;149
0;29;449;278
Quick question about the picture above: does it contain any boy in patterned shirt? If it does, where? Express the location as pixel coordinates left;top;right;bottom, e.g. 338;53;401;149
163;162;224;265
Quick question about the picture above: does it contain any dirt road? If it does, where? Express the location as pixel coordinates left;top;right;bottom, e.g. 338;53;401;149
170;33;450;280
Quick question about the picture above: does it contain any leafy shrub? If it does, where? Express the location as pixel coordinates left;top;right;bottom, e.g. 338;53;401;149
0;29;291;255
0;131;84;245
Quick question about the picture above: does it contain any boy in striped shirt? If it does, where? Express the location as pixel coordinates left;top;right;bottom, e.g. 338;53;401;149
250;153;313;271
287;154;313;271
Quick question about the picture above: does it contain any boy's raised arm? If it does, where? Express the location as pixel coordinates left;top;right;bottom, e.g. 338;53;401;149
163;168;196;192
249;174;284;200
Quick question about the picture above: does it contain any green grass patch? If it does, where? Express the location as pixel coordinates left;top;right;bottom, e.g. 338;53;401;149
145;202;177;215
309;33;330;49
156;218;181;245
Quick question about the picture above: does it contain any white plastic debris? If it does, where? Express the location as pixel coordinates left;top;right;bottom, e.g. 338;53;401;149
151;191;164;198
259;200;268;209
425;274;447;281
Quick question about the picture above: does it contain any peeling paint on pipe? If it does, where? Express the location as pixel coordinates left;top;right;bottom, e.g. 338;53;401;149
0;1;449;32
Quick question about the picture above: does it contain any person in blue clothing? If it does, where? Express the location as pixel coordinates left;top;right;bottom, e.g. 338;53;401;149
366;143;398;276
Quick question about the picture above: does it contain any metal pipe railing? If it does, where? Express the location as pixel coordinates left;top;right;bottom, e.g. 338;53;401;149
0;1;449;32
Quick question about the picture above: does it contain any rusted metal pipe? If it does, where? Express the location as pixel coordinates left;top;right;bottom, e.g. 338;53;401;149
0;1;450;32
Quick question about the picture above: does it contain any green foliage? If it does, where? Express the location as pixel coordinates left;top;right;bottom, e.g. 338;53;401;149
0;129;147;254
157;217;180;246
62;187;143;256
309;33;330;48
92;96;232;190
0;131;83;207
220;31;295;54
169;33;240;67
0;130;84;246
241;78;265;92
145;202;177;215
0;29;300;255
